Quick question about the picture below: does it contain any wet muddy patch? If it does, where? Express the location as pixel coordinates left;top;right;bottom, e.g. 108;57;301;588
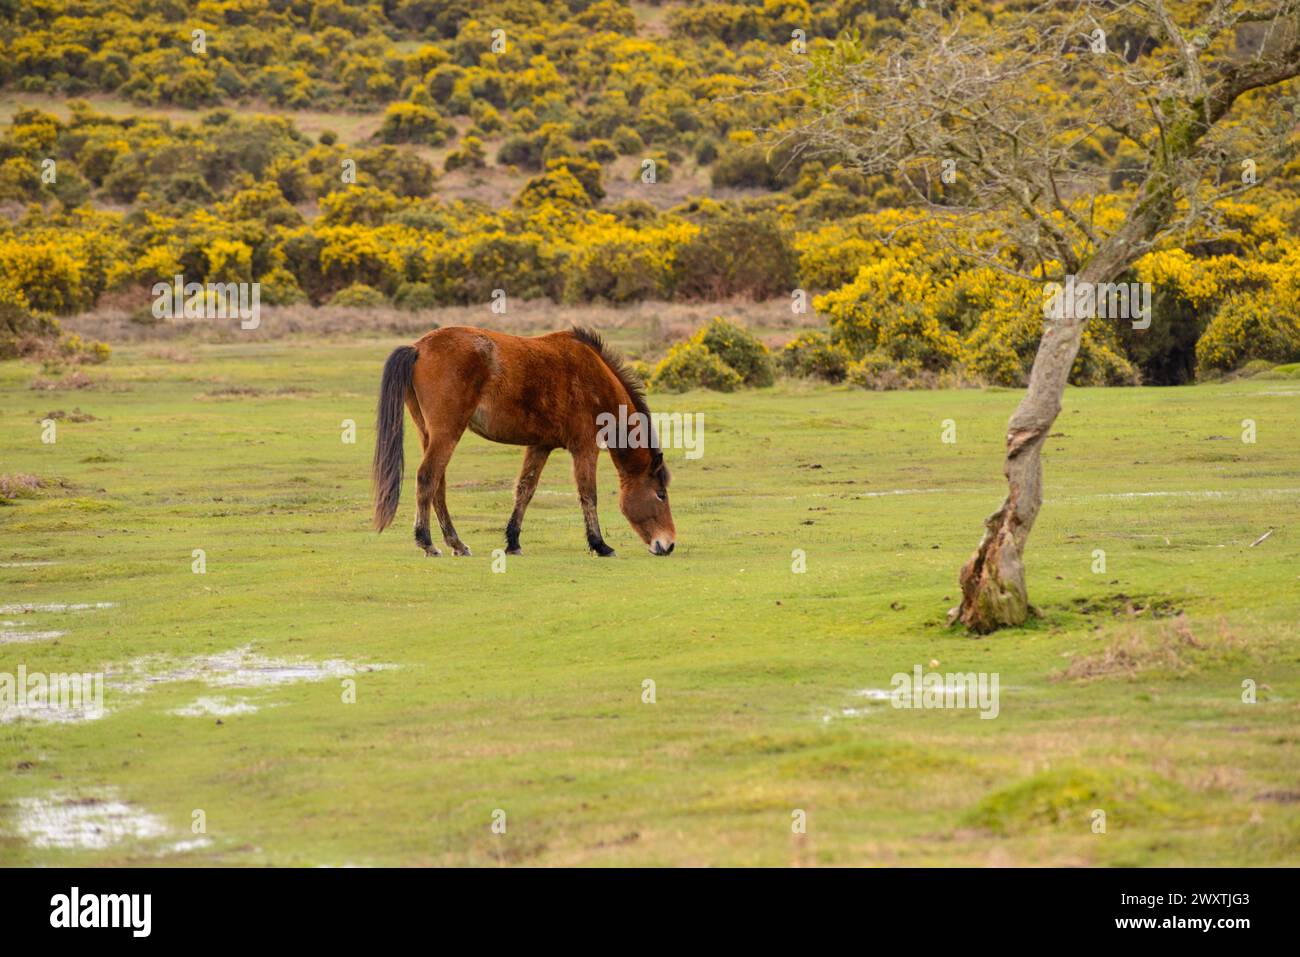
825;672;1014;723
1065;593;1183;620
0;621;69;644
169;695;262;717
0;601;117;614
2;634;394;725
1;696;103;725
115;644;394;693
10;790;212;855
0;600;114;647
13;792;168;850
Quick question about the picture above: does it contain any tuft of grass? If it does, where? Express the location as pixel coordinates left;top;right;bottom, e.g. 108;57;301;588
0;473;45;502
1056;617;1248;682
29;370;95;391
965;766;1187;835
1257;361;1300;380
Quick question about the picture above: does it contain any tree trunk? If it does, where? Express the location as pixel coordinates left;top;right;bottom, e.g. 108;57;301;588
951;244;1140;633
950;313;1085;632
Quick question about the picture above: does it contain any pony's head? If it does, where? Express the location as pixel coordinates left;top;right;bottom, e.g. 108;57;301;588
619;450;675;555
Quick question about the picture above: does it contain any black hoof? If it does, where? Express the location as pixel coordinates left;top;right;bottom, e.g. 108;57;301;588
506;547;522;556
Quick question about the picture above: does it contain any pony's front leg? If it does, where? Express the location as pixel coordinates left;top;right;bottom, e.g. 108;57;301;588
506;445;551;555
571;448;615;557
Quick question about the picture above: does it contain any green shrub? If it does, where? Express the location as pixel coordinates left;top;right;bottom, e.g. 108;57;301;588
1070;329;1141;386
633;152;672;184
331;283;388;308
0;280;60;359
469;101;503;133
394;280;439;310
258;266;305;306
444;136;487;172
1196;290;1300;377
672;212;797;300
694;136;719;165
612;125;644;156
515;166;593;210
695;317;774;387
650;340;743;392
546;156;604;202
780;331;851;382
58;332;111;365
710;142;801;190
583;139;618;163
847;352;925;391
379;102;453;145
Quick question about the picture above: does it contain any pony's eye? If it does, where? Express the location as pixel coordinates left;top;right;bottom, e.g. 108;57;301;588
656;491;667;502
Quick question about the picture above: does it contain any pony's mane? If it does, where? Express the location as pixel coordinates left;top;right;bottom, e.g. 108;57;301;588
569;325;665;467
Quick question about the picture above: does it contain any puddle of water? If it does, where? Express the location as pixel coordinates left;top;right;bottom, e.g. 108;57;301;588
3;638;393;725
854;488;978;499
0;622;67;644
9;790;215;857
169;695;260;717
1;701;105;725
0;602;117;614
854;688;894;701
162;837;213;855
115;644;394;694
14;793;169;850
1061;487;1300;503
851;683;1019;700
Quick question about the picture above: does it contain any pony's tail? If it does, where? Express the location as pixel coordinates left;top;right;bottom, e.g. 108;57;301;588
372;345;420;532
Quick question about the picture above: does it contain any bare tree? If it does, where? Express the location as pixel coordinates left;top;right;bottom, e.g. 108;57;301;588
771;0;1300;632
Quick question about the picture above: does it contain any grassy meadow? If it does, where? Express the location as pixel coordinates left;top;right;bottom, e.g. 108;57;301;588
1;318;1298;866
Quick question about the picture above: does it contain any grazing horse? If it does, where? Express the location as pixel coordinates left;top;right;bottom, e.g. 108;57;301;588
372;325;675;557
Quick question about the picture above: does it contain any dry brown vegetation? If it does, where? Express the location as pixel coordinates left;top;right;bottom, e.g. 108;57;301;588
1056;617;1250;682
64;299;822;359
0;473;46;502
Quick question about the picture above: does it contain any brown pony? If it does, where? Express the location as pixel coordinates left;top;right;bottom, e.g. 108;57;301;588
372;325;675;557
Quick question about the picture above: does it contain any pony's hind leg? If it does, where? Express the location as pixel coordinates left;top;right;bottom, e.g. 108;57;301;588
414;445;440;557
408;336;484;558
506;446;551;555
571;448;615;557
406;394;438;555
417;432;471;557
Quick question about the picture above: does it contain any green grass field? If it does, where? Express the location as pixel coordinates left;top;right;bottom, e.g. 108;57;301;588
1;331;1298;866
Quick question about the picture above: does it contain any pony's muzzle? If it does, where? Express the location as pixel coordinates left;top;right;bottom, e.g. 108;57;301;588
651;539;675;556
